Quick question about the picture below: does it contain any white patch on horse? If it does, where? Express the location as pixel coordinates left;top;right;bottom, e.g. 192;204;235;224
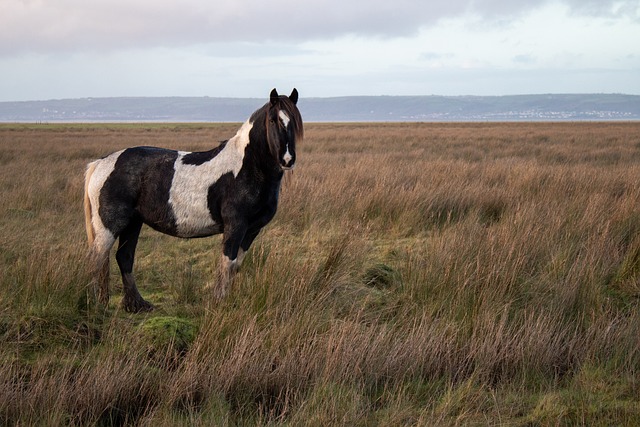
278;110;290;128
169;120;253;237
236;248;247;267
87;150;123;248
283;145;293;165
224;255;239;272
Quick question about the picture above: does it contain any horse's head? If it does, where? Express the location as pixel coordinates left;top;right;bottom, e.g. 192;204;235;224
265;88;303;171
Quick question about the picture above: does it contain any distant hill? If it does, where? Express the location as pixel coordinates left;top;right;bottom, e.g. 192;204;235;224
0;94;638;122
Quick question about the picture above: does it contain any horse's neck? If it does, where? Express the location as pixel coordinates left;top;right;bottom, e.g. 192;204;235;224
226;120;252;153
222;115;281;181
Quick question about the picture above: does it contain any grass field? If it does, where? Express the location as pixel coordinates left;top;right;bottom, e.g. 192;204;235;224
1;122;640;426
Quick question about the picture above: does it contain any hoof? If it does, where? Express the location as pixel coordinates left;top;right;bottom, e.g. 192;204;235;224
122;298;154;313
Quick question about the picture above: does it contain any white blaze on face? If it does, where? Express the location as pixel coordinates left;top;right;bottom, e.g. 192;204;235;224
278;110;294;166
169;120;253;237
278;110;290;128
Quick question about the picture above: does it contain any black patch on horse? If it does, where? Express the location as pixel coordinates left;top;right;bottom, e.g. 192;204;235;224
182;142;227;166
100;147;179;236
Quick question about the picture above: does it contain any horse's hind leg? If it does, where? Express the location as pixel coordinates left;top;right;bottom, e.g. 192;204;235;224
116;217;153;313
89;232;116;307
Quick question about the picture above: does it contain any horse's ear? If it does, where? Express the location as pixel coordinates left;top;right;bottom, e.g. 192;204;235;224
289;88;298;105
270;88;279;105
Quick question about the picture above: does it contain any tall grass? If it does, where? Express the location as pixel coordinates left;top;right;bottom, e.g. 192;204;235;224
1;122;639;425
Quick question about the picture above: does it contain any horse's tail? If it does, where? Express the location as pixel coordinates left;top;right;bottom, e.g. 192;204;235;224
84;161;97;247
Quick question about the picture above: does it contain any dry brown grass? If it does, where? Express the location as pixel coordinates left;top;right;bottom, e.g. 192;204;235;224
1;122;640;425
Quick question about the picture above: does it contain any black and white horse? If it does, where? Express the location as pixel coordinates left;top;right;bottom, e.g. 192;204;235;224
84;89;303;312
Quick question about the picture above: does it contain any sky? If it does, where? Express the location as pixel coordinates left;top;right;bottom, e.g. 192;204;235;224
0;0;639;101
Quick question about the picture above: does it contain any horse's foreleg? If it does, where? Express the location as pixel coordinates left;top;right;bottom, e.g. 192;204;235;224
214;227;263;299
235;227;262;268
210;223;247;300
214;254;239;300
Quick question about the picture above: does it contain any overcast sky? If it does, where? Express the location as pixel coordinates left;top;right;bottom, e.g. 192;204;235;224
0;0;638;101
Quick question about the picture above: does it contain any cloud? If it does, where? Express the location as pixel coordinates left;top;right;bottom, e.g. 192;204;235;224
421;51;457;59
1;0;637;56
512;54;536;64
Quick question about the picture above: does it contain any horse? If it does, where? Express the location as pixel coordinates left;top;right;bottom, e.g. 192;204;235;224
83;88;303;312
